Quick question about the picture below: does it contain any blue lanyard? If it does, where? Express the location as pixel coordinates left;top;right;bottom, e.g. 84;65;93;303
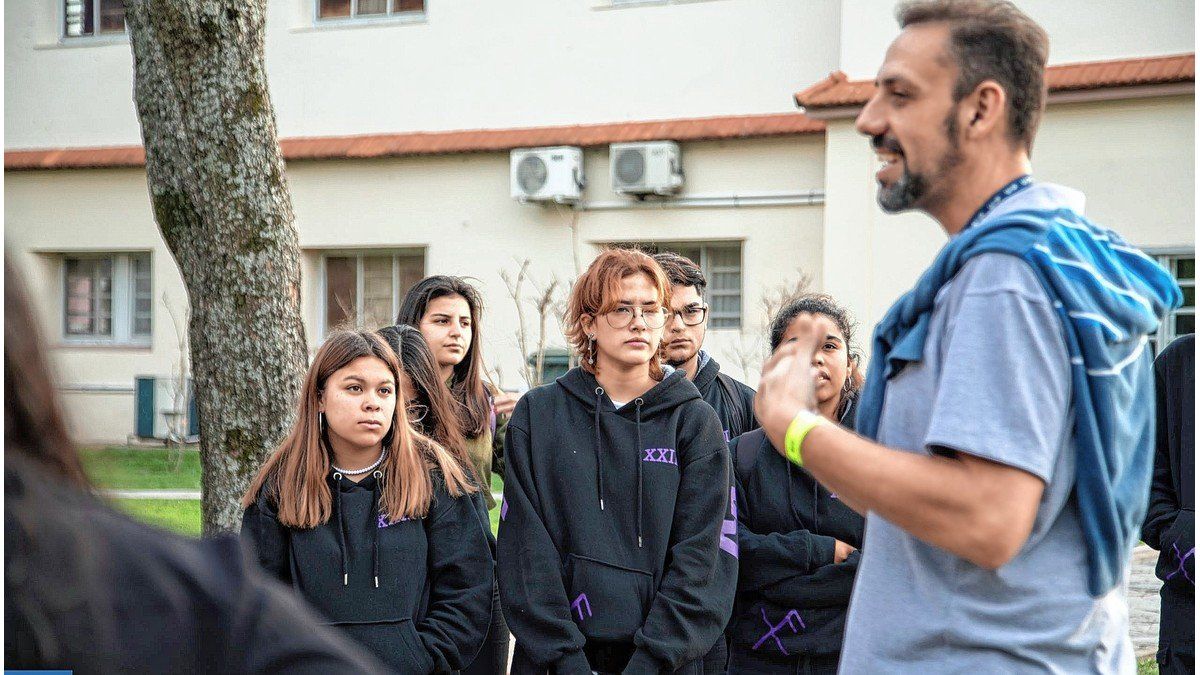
964;174;1033;231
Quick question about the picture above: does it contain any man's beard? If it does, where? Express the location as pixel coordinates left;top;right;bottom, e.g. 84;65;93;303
664;342;699;368
875;110;962;213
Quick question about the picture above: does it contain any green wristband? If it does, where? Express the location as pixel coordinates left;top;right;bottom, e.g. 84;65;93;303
783;409;824;466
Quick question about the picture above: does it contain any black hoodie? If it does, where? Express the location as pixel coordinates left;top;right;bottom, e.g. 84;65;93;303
242;469;493;674
5;459;388;674
1141;334;1194;659
727;403;863;672
498;367;738;674
691;352;758;444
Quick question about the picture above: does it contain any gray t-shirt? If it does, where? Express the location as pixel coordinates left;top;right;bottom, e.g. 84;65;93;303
838;253;1134;673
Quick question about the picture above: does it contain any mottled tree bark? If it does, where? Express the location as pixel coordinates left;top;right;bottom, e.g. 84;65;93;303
125;1;307;534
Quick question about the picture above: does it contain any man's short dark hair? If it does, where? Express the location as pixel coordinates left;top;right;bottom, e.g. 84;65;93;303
897;0;1050;153
653;252;706;298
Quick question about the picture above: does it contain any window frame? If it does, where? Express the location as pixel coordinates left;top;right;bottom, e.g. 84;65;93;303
316;249;426;340
1151;250;1195;353
313;0;426;25
604;240;744;330
61;252;152;347
61;0;128;40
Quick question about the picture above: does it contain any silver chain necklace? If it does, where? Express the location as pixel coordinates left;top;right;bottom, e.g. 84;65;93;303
331;449;387;476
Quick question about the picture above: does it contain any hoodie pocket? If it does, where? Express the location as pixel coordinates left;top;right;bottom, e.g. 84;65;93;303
1159;509;1195;594
335;617;434;674
563;553;654;642
733;601;845;659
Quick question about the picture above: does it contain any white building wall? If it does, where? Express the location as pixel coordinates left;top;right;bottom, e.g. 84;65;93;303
5;0;1193;442
5;0;841;149
7;135;824;441
838;0;1194;79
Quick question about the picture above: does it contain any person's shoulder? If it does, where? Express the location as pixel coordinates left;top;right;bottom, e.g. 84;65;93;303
1156;333;1195;371
949;252;1047;301
718;372;756;397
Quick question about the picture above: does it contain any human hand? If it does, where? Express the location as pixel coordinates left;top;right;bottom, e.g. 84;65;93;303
754;313;836;450
834;539;856;563
493;391;520;417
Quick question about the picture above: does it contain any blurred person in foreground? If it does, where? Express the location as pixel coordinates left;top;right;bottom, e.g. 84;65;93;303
755;1;1180;671
3;256;388;673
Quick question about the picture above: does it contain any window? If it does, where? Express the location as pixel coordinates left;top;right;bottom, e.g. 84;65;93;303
611;241;743;329
1152;253;1195;354
64;0;126;37
63;253;151;345
321;251;425;335
317;0;424;20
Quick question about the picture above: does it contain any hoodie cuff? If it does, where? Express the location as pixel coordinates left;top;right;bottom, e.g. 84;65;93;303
553;648;594;675
809;533;838;569
622;648;665;674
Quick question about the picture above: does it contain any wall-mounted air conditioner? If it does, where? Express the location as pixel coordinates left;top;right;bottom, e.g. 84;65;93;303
510;146;585;204
610;141;684;196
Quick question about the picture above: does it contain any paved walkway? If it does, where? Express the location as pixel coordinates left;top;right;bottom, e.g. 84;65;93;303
1127;544;1163;658
104;489;201;500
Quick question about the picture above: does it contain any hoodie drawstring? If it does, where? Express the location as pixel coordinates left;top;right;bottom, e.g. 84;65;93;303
594;387;605;511
334;473;349;586
371;471;383;589
635;397;645;549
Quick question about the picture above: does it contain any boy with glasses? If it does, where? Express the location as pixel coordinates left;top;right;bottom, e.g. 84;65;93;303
654;252;758;444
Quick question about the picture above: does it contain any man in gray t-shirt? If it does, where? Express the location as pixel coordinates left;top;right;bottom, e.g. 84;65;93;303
755;2;1140;672
839;244;1132;671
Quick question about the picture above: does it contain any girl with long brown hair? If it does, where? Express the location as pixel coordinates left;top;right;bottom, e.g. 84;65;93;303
379;322;512;675
241;330;492;674
5;257;387;673
497;248;737;674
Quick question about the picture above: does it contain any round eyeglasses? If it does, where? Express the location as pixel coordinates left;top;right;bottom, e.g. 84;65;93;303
603;305;669;329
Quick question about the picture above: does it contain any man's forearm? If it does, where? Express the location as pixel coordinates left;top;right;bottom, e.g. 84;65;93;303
767;421;1041;569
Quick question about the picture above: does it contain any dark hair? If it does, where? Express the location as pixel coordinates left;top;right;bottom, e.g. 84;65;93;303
897;0;1049;153
5;254;88;487
378;324;476;486
396;276;490;438
769;294;865;412
653;251;707;298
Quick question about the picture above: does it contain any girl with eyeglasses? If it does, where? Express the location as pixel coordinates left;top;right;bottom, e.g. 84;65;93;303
379;323;510;675
240;330;493;673
498;247;737;674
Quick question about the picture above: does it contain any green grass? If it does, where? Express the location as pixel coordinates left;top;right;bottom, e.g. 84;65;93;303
115;499;202;537
82;446;200;490
1138;656;1158;675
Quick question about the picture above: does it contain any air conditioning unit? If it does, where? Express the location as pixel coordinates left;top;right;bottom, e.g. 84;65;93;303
610;141;684;196
510;146;585;204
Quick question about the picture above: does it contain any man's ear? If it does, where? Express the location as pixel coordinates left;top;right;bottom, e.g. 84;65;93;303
964;79;1007;140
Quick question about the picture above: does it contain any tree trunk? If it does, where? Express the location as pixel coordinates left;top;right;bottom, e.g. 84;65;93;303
125;1;308;534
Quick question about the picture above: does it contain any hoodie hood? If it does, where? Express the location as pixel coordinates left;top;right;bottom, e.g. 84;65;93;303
556;365;701;418
691;350;719;391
